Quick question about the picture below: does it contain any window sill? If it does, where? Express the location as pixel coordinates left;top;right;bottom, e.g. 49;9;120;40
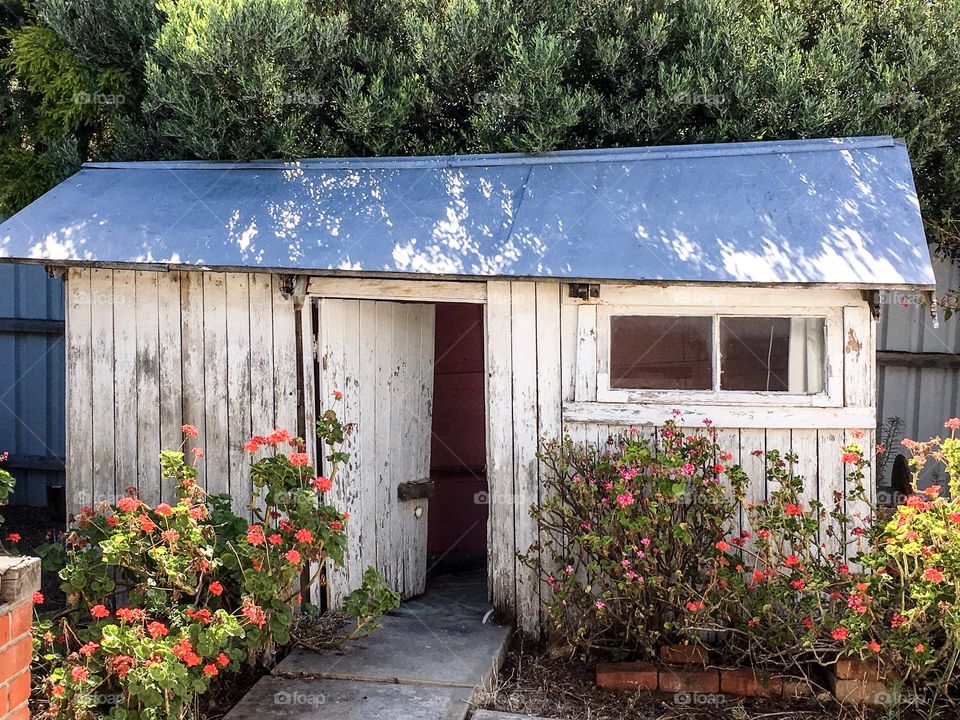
562;402;874;430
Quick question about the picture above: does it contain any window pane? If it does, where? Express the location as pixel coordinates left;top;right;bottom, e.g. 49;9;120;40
719;316;824;393
610;316;712;390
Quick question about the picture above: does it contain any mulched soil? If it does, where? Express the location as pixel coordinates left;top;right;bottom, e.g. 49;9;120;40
478;639;955;720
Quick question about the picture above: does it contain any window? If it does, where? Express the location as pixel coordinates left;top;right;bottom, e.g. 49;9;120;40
610;316;712;390
719;317;824;393
601;311;830;402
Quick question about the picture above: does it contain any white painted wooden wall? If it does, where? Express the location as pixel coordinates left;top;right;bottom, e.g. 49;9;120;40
65;268;302;516
486;282;877;634
65;270;879;636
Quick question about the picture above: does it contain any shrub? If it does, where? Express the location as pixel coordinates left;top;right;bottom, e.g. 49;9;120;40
528;416;742;658
32;405;397;719
530;417;960;695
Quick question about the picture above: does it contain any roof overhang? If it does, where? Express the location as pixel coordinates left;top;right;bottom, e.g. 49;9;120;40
0;136;937;290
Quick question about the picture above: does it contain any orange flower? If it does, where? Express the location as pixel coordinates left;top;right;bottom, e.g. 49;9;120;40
182;424;200;438
831;627;848;641
289;452;309;467
90;604;110;619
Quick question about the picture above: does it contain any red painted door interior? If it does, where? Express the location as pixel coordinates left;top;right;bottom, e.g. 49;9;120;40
428;303;488;569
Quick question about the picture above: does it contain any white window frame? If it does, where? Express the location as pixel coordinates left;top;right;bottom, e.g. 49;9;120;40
595;305;843;407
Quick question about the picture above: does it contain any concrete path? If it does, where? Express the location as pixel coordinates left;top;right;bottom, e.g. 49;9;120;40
225;573;512;720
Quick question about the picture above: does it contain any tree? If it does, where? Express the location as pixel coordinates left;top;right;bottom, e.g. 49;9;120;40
2;0;960;256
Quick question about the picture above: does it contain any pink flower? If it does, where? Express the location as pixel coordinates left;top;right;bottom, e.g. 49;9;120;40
289;452;309;467
680;463;695;475
90;604;110;619
117;496;139;512
295;528;314;543
32;591;44;605
182;424;200;438
71;666;89;683
945;418;960;431
615;492;635;508
192;447;204;460
246;525;265;546
594;600;605;610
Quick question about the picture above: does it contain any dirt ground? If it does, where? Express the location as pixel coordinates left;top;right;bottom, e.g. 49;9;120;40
478;640;953;720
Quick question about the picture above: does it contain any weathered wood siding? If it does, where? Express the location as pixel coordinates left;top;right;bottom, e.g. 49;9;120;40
488;283;877;634
316;299;435;606
65;268;300;515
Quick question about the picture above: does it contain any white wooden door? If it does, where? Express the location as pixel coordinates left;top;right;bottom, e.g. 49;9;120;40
316;298;435;604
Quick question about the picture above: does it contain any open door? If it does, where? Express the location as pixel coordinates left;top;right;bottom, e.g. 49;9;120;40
315;298;435;604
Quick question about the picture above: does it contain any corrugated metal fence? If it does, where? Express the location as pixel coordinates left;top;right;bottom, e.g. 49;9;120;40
877;256;960;480
0;263;65;506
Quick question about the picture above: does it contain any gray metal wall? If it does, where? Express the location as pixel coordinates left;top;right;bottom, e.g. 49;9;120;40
0;263;65;506
877;256;960;482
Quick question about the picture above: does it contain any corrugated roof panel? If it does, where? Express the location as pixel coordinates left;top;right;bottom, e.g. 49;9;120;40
0;136;936;287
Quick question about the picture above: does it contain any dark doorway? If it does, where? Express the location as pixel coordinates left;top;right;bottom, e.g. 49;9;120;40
427;303;487;576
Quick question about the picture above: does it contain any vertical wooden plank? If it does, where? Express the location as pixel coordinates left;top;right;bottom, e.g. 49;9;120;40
357;300;379;595
180;272;207;489
248;273;275;447
486;281;516;617
414;304;435;596
393;304;414;595
374;302;395;592
574;304;597;402
817;429;845;554
157;271;183;503
739;428;766;549
65;268;93;516
299;298;318;484
113;271;138;502
89;269;115;506
765;429;792;495
321;299;351;604
226;273;252;516
536;282;562;633
714;428;742;539
843;304;875;408
560;302;578;403
512;283;539;633
203;273;229;497
135;271;161;505
792;428;820;546
272;277;299;437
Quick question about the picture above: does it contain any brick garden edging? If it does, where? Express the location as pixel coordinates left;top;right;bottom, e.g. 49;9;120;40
0;556;40;720
595;645;896;706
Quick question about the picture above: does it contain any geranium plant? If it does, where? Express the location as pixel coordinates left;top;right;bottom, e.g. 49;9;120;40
32;402;397;719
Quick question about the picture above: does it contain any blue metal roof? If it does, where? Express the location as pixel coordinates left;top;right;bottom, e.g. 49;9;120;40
0;136;936;287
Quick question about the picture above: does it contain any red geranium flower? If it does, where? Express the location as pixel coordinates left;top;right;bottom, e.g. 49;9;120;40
289;452;309;467
209;581;223;597
182;424;200;438
91;604;110;619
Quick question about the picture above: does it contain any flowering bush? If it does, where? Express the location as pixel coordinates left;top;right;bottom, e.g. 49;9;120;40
32;405;397;719
528;416;742;657
853;420;960;688
694;442;878;674
531;416;960;694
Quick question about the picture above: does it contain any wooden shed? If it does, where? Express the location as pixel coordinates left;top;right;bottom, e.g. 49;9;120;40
0;136;936;633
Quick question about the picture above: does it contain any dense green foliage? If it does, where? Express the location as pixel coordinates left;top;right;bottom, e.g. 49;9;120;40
2;0;960;253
